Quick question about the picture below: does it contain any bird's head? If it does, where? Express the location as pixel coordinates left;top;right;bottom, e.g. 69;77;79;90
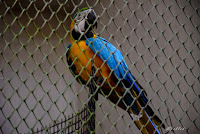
71;8;97;40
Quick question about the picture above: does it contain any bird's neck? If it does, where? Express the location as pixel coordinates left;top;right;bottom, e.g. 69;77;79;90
71;29;94;40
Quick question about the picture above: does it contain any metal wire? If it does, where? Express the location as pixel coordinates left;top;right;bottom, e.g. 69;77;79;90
0;0;199;134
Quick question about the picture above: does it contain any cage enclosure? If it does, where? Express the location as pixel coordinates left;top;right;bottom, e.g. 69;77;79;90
0;0;199;134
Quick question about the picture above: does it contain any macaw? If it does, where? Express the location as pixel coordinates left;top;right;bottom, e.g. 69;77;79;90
66;7;165;134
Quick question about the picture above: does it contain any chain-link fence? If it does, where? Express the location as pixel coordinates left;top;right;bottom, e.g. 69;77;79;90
0;0;199;134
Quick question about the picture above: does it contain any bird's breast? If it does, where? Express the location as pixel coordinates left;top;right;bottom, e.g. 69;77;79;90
67;39;112;85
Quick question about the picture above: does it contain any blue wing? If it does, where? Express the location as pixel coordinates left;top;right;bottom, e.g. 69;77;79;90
86;36;148;105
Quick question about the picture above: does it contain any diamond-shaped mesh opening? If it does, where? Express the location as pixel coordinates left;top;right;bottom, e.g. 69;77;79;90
0;0;199;134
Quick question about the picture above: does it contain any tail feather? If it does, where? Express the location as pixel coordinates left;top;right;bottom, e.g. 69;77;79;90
133;110;160;134
145;105;165;129
129;100;162;134
129;82;165;131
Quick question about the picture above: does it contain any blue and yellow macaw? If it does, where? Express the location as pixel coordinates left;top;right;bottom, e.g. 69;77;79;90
66;7;165;134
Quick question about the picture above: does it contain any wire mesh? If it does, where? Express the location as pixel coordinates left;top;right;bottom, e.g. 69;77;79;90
0;0;199;134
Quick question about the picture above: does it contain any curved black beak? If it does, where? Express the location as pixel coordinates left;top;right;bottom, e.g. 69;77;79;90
87;9;97;29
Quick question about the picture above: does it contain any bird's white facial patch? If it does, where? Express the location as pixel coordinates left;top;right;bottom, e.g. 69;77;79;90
74;19;86;34
74;9;93;34
75;9;92;22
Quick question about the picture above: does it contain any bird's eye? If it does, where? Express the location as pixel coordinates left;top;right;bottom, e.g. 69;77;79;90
75;14;81;21
75;13;85;22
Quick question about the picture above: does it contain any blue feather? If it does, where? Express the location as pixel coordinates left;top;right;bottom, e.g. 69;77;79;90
86;36;148;104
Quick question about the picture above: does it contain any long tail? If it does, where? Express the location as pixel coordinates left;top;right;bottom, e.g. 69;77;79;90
129;100;163;134
134;110;160;134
